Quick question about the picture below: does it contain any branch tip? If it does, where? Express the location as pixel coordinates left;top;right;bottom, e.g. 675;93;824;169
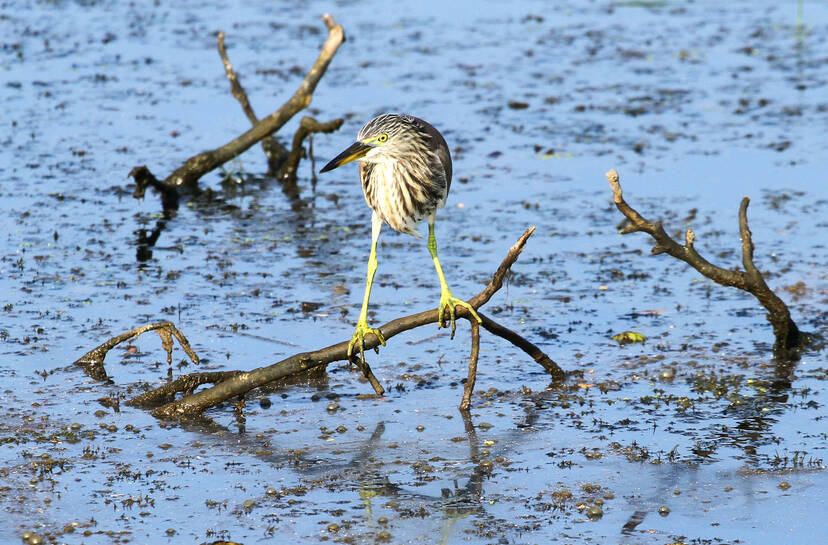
619;223;638;235
514;225;535;248
606;169;622;202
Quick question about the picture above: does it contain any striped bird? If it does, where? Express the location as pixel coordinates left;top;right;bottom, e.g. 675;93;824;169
321;114;481;363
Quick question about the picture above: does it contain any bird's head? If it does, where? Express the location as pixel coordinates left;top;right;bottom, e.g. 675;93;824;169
320;114;426;173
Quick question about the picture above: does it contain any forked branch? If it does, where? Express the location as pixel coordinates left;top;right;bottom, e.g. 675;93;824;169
217;32;343;181
130;14;346;195
279;116;344;181
165;14;345;188
606;169;802;359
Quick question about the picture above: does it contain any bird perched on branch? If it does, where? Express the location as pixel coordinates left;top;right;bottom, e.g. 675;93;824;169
320;113;481;363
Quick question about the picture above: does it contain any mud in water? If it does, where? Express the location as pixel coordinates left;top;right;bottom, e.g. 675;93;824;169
1;1;827;543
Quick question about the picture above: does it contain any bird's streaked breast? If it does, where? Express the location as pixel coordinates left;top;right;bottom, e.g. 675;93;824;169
360;155;447;237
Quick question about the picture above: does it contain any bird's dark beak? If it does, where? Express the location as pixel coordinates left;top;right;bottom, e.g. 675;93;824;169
320;141;371;173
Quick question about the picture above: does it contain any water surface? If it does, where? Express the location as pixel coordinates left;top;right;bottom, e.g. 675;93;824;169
1;1;827;543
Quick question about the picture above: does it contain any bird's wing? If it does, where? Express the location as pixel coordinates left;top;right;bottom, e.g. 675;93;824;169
412;116;452;193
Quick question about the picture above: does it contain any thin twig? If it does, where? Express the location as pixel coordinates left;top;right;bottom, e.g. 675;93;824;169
217;31;288;172
349;353;385;395
478;312;565;380
278;116;344;182
217;32;257;126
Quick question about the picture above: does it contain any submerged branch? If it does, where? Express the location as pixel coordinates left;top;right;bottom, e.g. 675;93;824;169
129;166;179;216
74;322;199;381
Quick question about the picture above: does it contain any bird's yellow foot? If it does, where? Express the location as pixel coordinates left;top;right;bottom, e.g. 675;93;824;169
438;291;482;338
347;320;386;363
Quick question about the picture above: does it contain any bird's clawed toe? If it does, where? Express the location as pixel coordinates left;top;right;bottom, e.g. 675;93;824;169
437;293;481;339
347;321;386;363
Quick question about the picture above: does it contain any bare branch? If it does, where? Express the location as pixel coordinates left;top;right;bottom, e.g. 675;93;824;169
129;166;179;215
128;371;240;408
163;14;345;188
74;322;199;381
460;320;480;411
217;32;257;126
217;31;288;173
478;312;565;380
278;116;344;182
605;169;802;359
348;351;385;395
141;227;562;419
739;197;760;280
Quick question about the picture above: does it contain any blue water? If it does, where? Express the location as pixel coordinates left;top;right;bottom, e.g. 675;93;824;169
1;1;826;543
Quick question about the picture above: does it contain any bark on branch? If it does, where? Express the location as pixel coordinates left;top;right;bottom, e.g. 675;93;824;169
606;169;803;359
126;227;563;419
278;116;344;181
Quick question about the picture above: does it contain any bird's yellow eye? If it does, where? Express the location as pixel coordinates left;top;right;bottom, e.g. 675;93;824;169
376;133;388;143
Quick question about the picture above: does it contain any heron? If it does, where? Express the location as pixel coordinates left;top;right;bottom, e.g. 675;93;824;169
320;113;482;363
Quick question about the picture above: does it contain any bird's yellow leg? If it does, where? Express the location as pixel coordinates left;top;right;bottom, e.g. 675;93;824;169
348;213;386;362
427;215;481;336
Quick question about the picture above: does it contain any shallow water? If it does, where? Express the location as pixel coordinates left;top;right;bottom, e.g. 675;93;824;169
1;1;827;543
